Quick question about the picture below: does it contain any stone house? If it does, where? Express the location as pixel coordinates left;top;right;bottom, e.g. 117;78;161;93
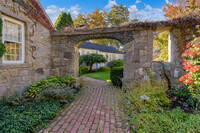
0;0;54;97
79;42;124;69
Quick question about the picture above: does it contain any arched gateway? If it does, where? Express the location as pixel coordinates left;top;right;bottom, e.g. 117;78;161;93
50;15;199;85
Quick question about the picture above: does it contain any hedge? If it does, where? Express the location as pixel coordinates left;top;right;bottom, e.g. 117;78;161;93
108;59;123;68
110;66;123;87
97;66;110;72
79;66;88;76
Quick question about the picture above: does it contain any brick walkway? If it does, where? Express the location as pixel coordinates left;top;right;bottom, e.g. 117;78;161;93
41;77;126;133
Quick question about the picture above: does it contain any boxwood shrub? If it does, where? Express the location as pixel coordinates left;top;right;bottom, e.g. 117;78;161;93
108;59;123;68
79;66;88;75
110;66;123;87
97;66;110;72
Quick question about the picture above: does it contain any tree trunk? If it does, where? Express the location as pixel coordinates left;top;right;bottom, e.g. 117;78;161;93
89;63;94;72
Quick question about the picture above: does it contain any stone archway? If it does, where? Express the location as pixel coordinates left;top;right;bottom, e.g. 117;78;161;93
51;27;154;84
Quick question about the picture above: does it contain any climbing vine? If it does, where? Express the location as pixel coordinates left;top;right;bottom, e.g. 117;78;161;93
172;25;200;55
0;18;6;58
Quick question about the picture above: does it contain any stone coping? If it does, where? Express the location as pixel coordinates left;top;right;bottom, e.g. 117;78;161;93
0;63;32;69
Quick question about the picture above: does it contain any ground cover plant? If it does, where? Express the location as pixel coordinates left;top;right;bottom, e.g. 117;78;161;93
120;80;200;133
82;71;110;81
0;75;79;133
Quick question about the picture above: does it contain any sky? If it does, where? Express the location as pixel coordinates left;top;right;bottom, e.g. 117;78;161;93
40;0;171;24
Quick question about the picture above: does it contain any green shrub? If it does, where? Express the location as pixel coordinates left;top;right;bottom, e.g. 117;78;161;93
38;84;75;103
79;66;88;75
0;42;6;58
110;66;123;87
170;85;197;107
120;81;200;133
0;18;6;58
2;92;29;106
108;59;123;68
97;66;110;72
26;75;75;98
125;80;171;112
0;100;61;133
80;53;107;72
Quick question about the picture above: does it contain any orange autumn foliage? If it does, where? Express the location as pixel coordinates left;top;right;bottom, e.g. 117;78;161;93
163;0;200;19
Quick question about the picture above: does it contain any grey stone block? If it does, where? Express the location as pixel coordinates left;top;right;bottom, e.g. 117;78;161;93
55;44;66;51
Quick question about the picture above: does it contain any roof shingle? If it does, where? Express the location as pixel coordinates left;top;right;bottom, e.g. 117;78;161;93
80;42;124;54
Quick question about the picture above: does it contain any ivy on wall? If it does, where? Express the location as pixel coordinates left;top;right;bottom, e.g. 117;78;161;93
0;18;6;58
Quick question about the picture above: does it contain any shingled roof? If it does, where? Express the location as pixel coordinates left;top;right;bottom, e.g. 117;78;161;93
80;42;124;54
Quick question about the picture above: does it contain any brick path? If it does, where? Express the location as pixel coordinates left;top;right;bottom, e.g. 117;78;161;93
41;77;126;133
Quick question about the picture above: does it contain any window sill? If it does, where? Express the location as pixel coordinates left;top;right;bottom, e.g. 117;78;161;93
0;63;32;69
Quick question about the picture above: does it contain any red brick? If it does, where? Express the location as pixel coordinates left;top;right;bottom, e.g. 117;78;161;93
41;77;127;133
66;125;73;132
52;126;60;132
57;129;65;133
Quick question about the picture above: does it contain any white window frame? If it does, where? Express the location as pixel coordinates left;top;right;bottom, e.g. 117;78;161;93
2;15;25;64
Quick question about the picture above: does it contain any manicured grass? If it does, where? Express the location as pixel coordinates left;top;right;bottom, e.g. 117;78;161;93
82;71;110;81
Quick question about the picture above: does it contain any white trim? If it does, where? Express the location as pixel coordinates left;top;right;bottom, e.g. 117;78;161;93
2;15;25;64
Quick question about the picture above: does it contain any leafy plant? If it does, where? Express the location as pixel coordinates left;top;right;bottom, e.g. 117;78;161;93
0;18;6;58
79;65;88;76
26;76;75;98
180;36;200;103
125;107;200;133
80;53;107;72
170;85;198;107
125;80;171;112
120;80;200;133
0;100;61;133
38;84;75;104
110;66;123;87
108;59;123;68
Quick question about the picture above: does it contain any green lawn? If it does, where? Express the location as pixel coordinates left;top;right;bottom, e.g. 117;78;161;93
82;71;110;81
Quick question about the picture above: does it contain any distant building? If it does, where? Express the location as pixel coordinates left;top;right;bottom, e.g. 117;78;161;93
79;42;124;69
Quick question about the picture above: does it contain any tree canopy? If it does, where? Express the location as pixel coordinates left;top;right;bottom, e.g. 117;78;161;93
88;9;107;28
163;0;200;53
55;12;73;30
80;53;107;72
105;4;130;26
153;31;169;62
73;4;130;51
163;0;199;19
73;14;88;27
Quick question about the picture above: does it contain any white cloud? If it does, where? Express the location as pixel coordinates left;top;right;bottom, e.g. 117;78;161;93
135;0;142;4
105;0;118;9
67;5;81;12
165;0;169;3
45;5;82;24
67;5;81;17
128;4;165;21
45;5;66;24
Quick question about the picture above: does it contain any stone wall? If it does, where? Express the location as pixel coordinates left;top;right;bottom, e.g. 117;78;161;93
123;30;153;83
0;0;52;97
50;39;78;78
152;61;184;87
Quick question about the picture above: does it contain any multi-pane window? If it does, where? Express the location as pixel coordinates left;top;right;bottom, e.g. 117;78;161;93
2;16;25;64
